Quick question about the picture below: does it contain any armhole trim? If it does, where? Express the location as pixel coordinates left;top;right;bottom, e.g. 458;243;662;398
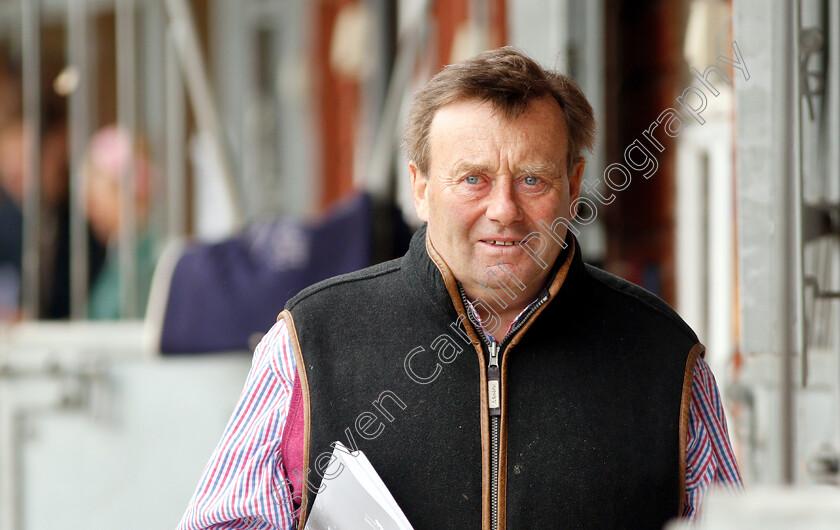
280;309;311;527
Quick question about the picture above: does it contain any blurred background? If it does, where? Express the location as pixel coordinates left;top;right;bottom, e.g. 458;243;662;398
0;0;838;528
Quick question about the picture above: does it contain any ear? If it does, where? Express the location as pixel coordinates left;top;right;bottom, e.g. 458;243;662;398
568;157;586;204
409;162;429;222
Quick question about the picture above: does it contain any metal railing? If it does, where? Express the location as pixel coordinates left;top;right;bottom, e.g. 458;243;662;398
9;0;240;320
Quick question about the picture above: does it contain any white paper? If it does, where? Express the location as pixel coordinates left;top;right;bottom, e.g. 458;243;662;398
304;442;414;530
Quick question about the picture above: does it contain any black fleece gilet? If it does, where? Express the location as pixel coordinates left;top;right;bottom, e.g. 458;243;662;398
281;225;702;530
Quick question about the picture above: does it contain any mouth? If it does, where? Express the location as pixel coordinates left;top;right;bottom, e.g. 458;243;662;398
480;239;521;247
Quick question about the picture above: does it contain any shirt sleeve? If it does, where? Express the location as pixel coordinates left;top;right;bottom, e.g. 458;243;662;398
682;356;743;520
177;319;299;529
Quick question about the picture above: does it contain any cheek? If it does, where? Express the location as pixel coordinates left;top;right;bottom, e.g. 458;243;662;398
440;200;477;234
426;181;485;240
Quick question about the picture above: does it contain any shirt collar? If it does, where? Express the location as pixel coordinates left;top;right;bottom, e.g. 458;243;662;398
462;295;543;343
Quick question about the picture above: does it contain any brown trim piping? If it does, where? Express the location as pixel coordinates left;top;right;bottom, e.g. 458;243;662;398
280;309;312;527
425;235;491;530
496;238;577;530
679;343;705;515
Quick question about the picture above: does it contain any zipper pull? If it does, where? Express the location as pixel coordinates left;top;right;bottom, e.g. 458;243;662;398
487;341;501;417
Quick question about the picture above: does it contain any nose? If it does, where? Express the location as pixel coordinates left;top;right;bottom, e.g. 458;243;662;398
485;178;522;225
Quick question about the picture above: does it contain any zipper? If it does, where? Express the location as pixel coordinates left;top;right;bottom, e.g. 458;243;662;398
458;285;550;530
487;341;501;530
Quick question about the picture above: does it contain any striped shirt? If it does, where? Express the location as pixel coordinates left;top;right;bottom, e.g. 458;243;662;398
178;312;743;529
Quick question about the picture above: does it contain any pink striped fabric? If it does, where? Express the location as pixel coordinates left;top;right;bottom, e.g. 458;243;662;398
178;317;742;529
177;319;298;530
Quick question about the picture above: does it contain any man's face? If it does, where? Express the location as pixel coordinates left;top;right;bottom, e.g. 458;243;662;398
410;96;585;302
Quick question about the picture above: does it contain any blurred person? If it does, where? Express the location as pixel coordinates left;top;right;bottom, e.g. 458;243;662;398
0;113;103;320
83;125;157;319
179;48;741;529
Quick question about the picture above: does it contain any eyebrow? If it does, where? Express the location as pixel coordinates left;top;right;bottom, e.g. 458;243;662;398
520;161;561;177
452;161;493;176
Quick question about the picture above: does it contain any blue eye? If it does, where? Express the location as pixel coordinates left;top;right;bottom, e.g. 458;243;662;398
465;175;480;185
524;176;539;186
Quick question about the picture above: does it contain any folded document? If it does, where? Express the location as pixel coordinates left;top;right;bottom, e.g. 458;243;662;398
304;441;414;530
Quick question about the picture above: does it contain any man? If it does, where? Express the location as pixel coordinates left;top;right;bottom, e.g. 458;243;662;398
179;48;741;530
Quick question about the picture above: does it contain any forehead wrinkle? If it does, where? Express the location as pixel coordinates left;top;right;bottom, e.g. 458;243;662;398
428;97;569;178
